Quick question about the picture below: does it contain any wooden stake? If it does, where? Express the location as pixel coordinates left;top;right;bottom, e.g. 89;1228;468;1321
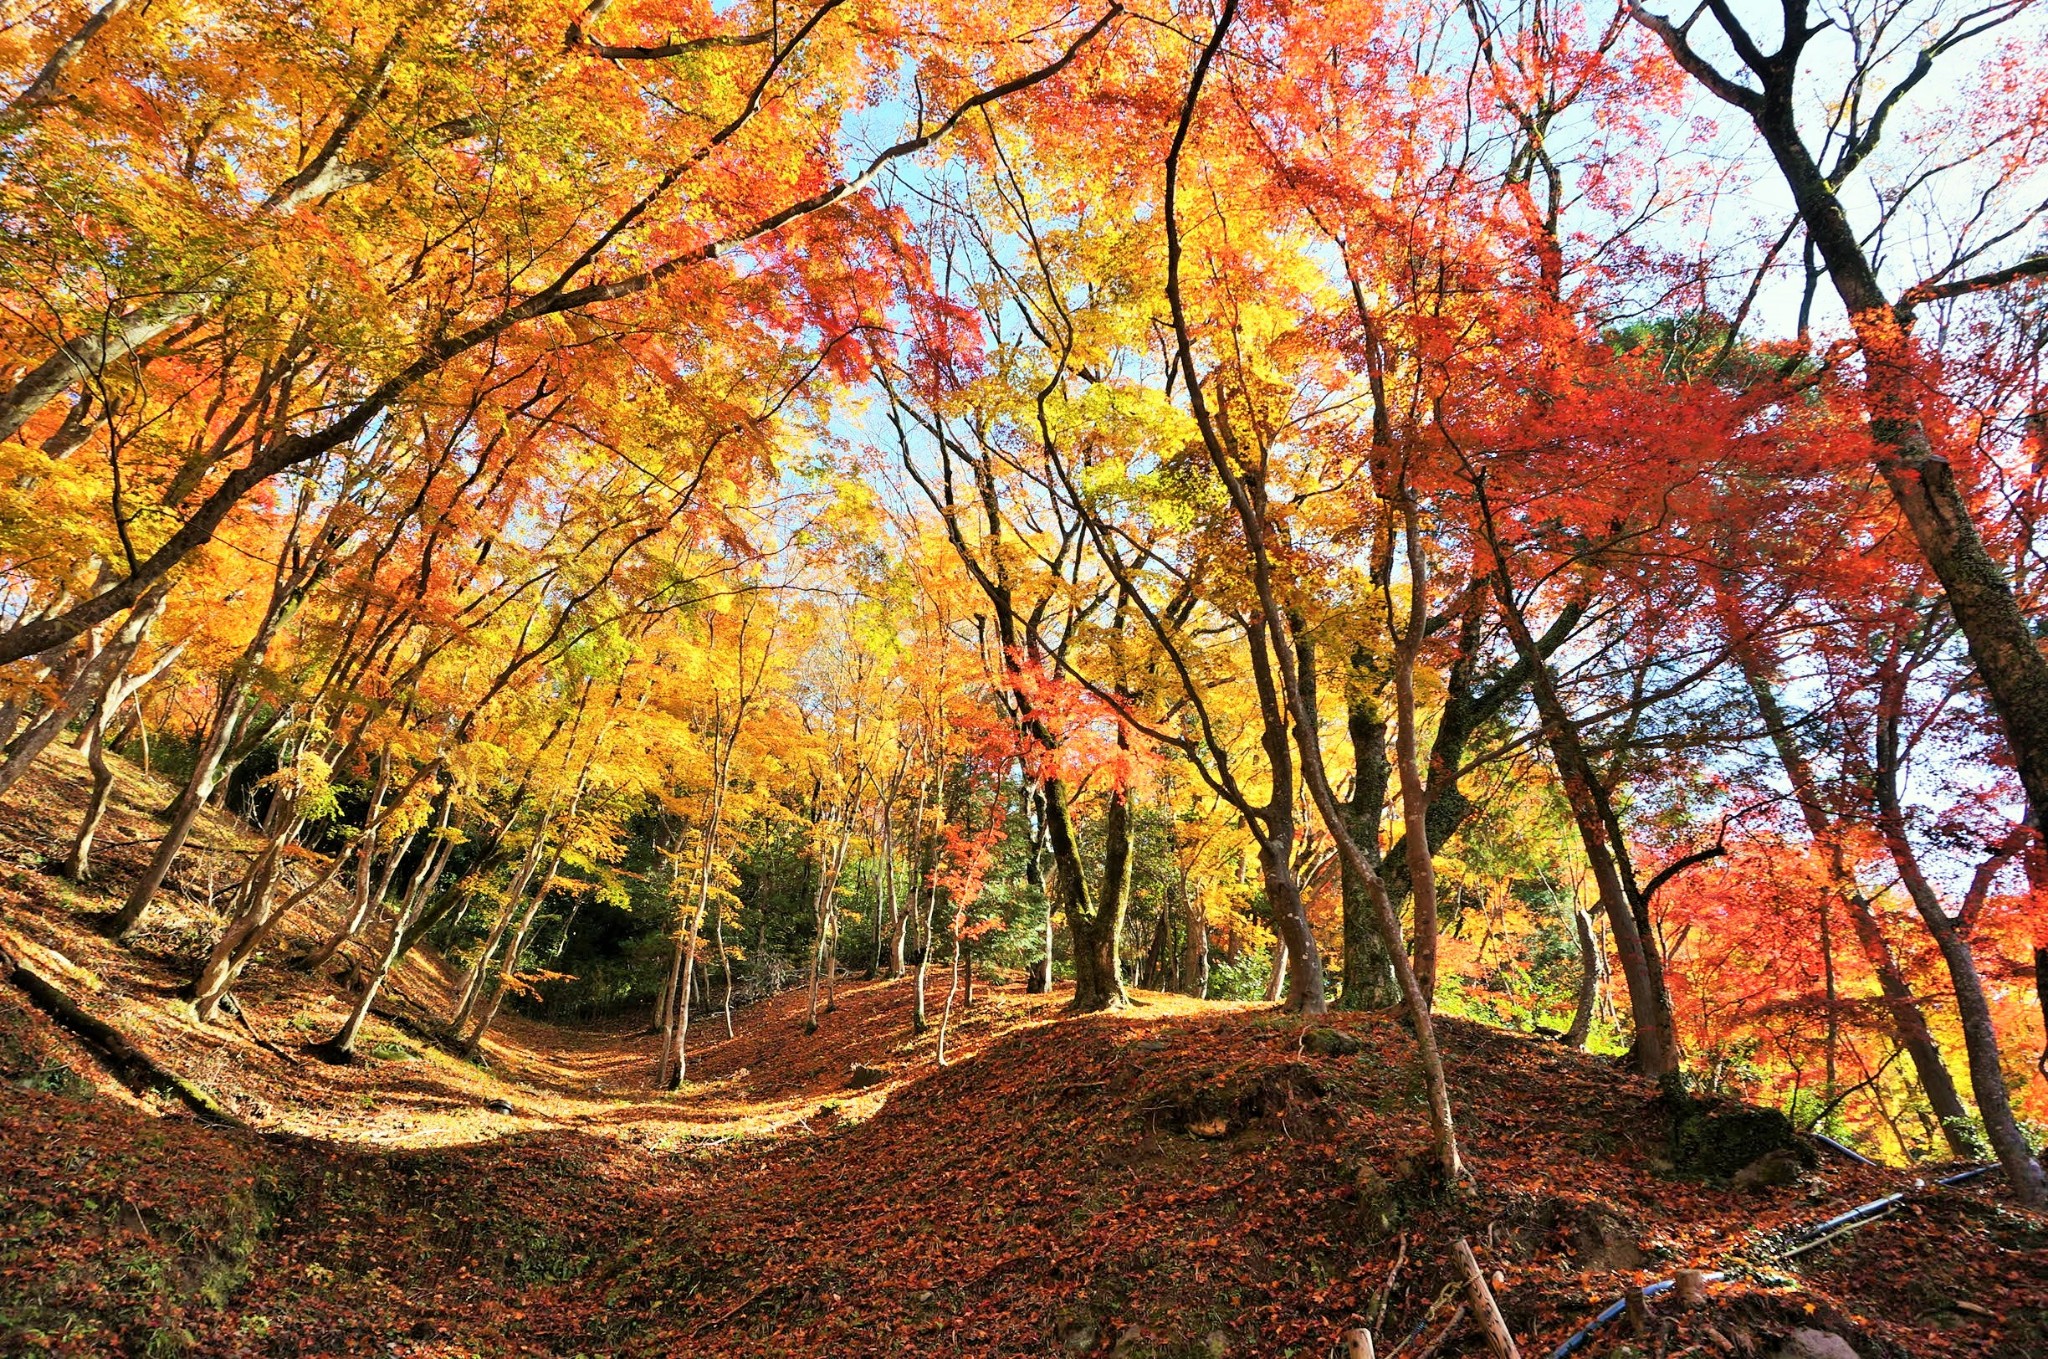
1623;1285;1651;1338
1451;1236;1521;1359
1343;1327;1375;1359
1672;1269;1710;1309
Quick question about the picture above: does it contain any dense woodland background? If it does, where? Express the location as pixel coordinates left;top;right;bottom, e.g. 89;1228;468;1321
2;0;2048;1353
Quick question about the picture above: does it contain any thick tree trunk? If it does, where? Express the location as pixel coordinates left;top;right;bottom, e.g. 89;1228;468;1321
1045;775;1129;1011
1340;681;1401;1009
1179;891;1209;998
1725;82;2048;840
1257;837;1326;1013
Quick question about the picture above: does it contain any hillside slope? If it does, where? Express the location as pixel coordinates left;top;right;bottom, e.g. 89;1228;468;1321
1;752;2043;1358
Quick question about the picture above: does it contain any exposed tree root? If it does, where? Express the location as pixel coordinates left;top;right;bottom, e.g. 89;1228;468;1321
0;929;242;1126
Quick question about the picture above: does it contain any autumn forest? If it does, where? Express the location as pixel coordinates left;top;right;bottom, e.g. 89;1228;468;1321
2;0;2046;1355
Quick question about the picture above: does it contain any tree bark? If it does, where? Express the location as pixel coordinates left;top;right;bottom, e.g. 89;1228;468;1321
64;634;185;882
1564;908;1600;1048
1874;685;2046;1204
1482;533;1676;1079
1734;635;1979;1156
1635;4;2048;843
453;812;553;1035
1340;673;1401;1009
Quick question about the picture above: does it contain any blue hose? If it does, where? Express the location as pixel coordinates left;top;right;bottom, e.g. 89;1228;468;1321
1807;1132;1877;1166
1543;1162;1993;1358
1546;1275;1722;1359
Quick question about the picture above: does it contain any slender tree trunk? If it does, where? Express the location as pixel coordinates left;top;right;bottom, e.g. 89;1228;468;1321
189;811;303;1023
1264;937;1289;1003
1875;692;2046;1205
64;704;121;885
715;899;735;1039
804;798;857;1033
665;771;731;1086
1288;645;1463;1179
306;825;414;974
0;583;170;804
1748;91;2048;833
452;816;552;1035
1484;549;1676;1079
937;921;963;1065
392;797;460;957
462;847;561;1057
1564;908;1599;1048
0;638;100;800
64;635;185;882
1735;637;1978;1155
302;756;392;972
323;816;447;1063
914;872;939;1034
1141;901;1172;990
113;686;248;935
1390;505;1440;1003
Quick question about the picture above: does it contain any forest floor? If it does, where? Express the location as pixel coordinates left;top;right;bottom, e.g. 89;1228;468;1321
1;745;2044;1358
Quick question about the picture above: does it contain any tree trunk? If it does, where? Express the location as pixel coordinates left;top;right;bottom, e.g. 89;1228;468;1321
1875;695;2046;1205
189;814;300;1023
64;633;185;882
1484;547;1676;1079
1746;92;2048;833
1180;892;1209;998
1390;506;1440;1004
113;685;248;936
1263;936;1289;1003
1045;775;1129;1011
1564;908;1599;1048
452;817;552;1035
1340;679;1401;1009
462;848;561;1057
913;863;939;1033
325;869;435;1060
936;921;963;1065
63;705;120;885
0;582;170;804
1736;637;1979;1156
